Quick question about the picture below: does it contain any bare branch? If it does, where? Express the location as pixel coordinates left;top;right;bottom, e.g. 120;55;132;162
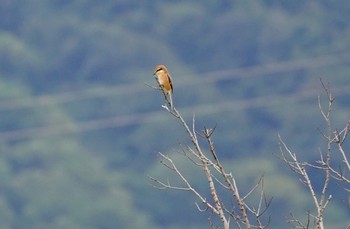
144;82;161;90
279;81;350;228
279;135;328;229
148;74;273;229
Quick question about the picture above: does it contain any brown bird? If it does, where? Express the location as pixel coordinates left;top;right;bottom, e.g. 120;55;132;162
153;65;173;109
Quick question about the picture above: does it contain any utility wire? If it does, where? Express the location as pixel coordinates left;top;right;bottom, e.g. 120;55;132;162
0;53;349;141
0;84;349;141
0;52;349;112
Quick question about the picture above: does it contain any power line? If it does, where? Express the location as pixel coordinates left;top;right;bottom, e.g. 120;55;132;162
0;52;349;112
1;84;349;141
0;53;349;141
201;52;350;82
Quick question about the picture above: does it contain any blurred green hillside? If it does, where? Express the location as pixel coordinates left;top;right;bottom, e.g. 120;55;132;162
0;1;349;228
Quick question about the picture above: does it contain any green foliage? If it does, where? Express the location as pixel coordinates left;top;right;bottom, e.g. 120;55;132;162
0;137;157;228
0;1;349;228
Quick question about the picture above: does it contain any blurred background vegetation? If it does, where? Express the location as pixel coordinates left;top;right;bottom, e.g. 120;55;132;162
0;1;349;228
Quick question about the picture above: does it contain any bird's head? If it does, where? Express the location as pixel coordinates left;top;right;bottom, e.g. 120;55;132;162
153;65;168;76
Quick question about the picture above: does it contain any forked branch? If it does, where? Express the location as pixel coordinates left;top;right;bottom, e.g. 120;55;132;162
148;78;271;228
279;80;349;228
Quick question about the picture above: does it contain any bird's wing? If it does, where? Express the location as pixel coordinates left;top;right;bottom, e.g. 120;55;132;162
168;74;173;93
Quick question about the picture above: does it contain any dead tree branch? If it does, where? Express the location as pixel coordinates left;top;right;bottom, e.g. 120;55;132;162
148;78;271;228
279;80;349;228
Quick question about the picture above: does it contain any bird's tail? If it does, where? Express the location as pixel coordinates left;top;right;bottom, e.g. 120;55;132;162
168;92;173;109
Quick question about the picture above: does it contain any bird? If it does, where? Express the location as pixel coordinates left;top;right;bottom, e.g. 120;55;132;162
153;65;173;109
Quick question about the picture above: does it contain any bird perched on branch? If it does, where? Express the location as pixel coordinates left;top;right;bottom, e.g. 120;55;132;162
153;65;174;109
